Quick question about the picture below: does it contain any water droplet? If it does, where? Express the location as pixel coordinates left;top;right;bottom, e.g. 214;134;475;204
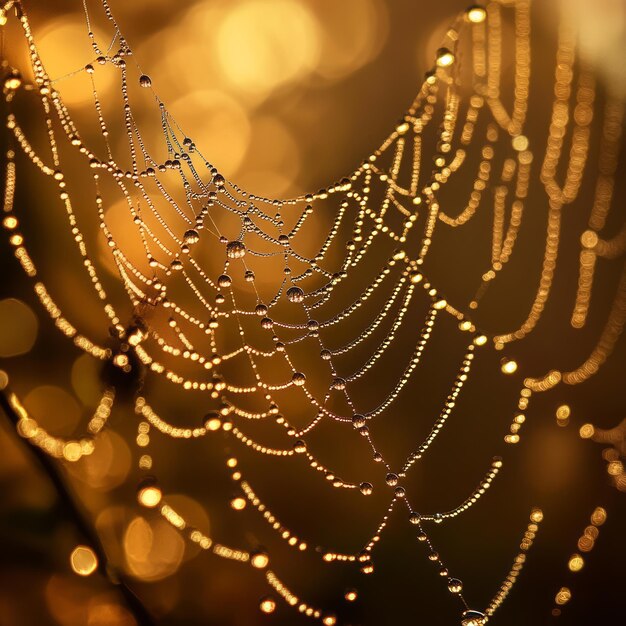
292;372;306;386
139;74;152;88
226;240;246;259
359;482;373;495
448;578;463;593
286;286;304;303
183;229;200;245
352;414;366;428
386;473;398;486
217;274;232;288
204;411;222;431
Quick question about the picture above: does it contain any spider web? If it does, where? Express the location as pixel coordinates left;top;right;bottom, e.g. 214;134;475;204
1;1;625;624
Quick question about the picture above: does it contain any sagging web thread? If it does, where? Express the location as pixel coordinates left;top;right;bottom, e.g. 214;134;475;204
1;0;625;624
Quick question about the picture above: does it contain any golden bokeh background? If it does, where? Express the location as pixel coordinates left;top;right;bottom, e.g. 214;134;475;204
0;1;625;625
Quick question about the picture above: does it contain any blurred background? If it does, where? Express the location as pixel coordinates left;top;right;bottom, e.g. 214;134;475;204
1;1;625;625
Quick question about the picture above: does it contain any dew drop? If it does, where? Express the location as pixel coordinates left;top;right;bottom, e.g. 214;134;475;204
352;414;366;429
183;229;200;245
217;274;232;288
331;377;346;390
359;482;373;495
286;286;304;303
292;372;306;386
293;439;307;453
226;240;246;259
385;473;399;486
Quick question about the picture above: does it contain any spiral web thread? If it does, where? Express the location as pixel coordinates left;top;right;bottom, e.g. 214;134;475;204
1;0;625;624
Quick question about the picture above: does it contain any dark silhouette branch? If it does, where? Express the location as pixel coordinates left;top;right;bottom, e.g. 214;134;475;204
0;386;156;626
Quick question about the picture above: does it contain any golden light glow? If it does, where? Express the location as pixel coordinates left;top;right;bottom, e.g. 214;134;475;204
466;5;487;24
2;215;17;229
236;115;301;197
36;17;114;105
555;587;572;605
344;588;358;602
556;404;570;419
230;496;247;511
169;90;251;175
500;359;518;374
216;0;320;96
0;298;38;357
259;596;276;614
556;404;570;427
474;335;488;346
579;423;595;438
511;134;529;151
1;1;622;624
205;416;222;431
70;545;98;576
251;551;270;569
4;74;22;90
580;229;599;249
124;516;185;581
436;48;455;68
138;484;162;508
314;0;388;80
591;506;607;526
568;554;584;572
578;534;595;552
